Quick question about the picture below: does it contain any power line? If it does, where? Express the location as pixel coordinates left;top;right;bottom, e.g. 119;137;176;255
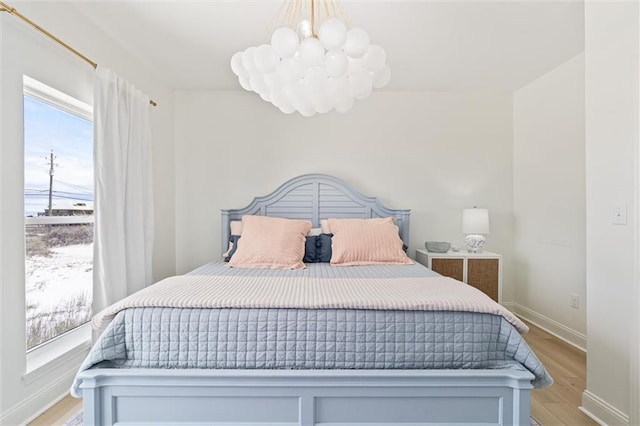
46;194;93;201
26;195;92;200
55;180;93;194
25;194;93;201
24;182;92;197
26;189;92;196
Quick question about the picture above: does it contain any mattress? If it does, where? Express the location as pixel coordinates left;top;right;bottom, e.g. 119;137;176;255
71;261;552;396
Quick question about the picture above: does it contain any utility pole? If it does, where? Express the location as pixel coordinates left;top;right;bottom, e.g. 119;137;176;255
46;150;56;216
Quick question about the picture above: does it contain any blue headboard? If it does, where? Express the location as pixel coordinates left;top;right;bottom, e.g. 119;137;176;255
221;173;411;252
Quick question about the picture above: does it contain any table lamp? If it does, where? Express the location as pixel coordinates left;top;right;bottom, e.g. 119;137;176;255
462;207;490;253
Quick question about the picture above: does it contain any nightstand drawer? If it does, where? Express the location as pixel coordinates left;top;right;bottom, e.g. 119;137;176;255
467;258;499;302
431;258;464;281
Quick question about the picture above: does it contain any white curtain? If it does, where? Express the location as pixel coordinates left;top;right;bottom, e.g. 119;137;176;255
93;67;154;315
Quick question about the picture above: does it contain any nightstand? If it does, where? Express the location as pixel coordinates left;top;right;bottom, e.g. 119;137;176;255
415;249;502;303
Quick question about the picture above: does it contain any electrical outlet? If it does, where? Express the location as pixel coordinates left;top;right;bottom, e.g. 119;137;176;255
613;204;627;225
570;294;579;310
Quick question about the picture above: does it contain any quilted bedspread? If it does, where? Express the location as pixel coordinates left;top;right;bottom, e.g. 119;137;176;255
91;274;527;334
71;262;552;396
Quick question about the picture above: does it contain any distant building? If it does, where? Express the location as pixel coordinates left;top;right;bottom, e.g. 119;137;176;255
39;200;94;216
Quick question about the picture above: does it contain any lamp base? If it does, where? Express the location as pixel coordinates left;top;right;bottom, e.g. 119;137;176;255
464;234;486;253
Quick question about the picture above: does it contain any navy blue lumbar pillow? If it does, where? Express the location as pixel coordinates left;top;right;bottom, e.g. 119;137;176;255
302;234;333;263
304;234;333;263
303;236;319;263
316;233;333;262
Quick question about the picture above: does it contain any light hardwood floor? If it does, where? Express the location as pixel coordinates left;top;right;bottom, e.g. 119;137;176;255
523;321;599;426
28;393;81;426
30;322;598;426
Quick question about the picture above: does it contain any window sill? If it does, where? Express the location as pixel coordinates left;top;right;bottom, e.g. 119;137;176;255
23;323;91;385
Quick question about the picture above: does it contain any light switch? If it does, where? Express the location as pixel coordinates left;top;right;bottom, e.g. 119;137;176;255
613;204;627;225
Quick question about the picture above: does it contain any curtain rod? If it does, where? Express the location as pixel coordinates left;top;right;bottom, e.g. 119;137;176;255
0;1;158;107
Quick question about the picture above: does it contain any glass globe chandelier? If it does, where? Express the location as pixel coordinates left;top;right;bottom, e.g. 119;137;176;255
230;0;390;117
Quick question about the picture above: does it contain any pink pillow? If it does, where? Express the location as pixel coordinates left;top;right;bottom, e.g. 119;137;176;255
228;215;312;269
328;217;413;266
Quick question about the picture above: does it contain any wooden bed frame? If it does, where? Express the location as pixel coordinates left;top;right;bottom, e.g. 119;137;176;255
77;173;534;425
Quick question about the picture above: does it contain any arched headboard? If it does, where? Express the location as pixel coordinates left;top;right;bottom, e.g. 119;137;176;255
221;174;411;252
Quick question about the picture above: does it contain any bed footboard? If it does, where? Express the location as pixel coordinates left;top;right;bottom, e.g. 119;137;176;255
78;368;534;425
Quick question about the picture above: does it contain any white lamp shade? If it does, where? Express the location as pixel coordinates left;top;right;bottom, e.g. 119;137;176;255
462;208;490;234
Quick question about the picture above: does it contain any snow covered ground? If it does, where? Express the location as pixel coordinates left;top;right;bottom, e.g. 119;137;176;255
26;243;92;348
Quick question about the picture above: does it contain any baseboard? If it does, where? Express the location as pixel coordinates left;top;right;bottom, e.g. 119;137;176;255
1;336;89;425
0;364;79;426
581;389;630;426
502;302;587;352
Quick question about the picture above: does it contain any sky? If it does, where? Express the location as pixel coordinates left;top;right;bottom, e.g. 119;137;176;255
24;95;93;217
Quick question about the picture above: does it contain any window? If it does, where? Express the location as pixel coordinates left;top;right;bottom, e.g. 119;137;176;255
23;76;94;351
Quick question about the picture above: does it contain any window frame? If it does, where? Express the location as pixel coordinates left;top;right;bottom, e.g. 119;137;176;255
22;75;94;375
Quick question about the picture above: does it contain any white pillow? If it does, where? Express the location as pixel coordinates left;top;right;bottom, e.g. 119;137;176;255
230;220;243;236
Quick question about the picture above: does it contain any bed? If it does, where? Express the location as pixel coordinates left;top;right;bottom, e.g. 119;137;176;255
73;173;550;426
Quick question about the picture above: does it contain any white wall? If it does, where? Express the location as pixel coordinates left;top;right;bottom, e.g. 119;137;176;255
0;4;175;424
512;54;586;349
0;12;5;421
174;89;515;297
583;1;638;424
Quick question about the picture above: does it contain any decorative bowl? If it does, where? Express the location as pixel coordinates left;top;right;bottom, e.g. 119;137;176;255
425;241;451;253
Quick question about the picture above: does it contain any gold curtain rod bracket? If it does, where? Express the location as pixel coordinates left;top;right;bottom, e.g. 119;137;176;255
0;1;157;107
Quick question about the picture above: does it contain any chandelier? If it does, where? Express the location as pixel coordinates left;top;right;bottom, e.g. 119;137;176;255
230;0;390;117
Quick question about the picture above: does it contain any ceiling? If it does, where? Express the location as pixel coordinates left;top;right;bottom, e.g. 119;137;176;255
70;1;584;92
